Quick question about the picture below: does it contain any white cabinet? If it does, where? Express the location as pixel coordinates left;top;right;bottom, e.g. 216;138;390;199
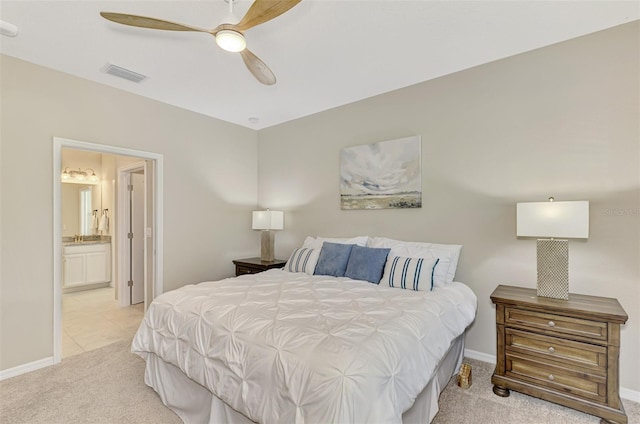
63;243;111;288
85;251;109;284
63;254;86;286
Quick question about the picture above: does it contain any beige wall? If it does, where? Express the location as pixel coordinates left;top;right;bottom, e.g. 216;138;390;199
0;55;259;370
257;22;640;392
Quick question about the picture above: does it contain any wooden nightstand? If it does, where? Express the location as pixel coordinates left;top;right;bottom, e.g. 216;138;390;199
491;285;628;424
232;257;287;276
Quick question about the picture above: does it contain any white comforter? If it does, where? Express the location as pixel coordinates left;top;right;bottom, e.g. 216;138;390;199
132;270;477;424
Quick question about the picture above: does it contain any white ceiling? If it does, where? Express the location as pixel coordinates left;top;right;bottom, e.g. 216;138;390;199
1;1;638;129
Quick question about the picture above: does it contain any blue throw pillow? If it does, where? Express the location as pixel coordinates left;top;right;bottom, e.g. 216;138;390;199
313;242;355;277
344;245;391;284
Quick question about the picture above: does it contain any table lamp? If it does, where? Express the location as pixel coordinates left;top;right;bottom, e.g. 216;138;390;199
516;198;589;300
252;209;284;261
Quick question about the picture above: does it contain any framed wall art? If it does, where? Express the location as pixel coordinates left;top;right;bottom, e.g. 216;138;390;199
340;136;422;210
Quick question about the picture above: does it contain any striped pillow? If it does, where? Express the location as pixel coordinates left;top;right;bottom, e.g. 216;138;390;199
380;256;440;291
284;248;320;275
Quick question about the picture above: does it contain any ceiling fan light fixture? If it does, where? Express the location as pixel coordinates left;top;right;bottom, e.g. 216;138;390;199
99;0;303;84
216;29;246;52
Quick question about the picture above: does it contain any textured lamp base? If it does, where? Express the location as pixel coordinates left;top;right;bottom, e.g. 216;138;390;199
260;230;275;262
536;239;569;300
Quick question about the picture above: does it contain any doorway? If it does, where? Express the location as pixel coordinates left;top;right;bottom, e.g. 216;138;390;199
53;137;163;364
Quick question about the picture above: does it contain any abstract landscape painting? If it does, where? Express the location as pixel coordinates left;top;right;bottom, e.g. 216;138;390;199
340;136;422;210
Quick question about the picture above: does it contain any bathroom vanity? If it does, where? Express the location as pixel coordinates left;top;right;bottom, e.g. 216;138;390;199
62;242;111;291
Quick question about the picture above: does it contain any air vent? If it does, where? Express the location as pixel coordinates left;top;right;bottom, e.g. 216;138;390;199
102;63;147;83
0;20;18;37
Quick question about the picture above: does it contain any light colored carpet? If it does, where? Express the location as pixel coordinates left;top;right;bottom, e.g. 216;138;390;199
432;358;640;424
0;340;181;424
1;341;638;424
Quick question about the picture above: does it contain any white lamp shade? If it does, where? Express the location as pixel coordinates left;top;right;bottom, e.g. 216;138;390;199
517;201;589;239
252;210;284;230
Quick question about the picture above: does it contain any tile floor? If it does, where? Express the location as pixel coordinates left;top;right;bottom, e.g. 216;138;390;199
62;286;145;358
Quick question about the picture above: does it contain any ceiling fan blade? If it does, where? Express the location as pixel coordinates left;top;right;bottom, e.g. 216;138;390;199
235;0;302;32
240;49;276;85
100;12;210;33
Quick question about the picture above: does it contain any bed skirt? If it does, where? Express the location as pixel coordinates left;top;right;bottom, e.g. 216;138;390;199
142;334;465;424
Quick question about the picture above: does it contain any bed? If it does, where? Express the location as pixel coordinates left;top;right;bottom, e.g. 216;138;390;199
132;237;478;423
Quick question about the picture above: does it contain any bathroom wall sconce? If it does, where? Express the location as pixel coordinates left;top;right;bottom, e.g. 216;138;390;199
252;209;284;262
61;167;99;184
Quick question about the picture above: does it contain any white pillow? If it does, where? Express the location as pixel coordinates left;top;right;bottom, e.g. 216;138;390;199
368;237;462;286
380;256;440;291
302;236;369;249
432;244;462;283
284;247;320;275
301;236;318;248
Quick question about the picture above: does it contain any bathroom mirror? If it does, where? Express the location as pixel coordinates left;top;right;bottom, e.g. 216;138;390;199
61;183;101;236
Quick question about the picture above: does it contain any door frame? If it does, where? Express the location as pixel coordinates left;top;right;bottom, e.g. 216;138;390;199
116;162;146;308
53;137;164;364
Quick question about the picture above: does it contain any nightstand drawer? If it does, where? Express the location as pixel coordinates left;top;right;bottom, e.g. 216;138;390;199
506;328;606;372
236;265;257;275
505;307;607;342
506;354;606;403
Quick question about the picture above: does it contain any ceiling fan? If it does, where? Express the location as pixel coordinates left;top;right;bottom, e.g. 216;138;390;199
100;0;301;85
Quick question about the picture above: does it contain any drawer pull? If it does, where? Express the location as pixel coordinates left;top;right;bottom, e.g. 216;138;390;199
548;346;555;353
548;321;555;327
548;374;555;381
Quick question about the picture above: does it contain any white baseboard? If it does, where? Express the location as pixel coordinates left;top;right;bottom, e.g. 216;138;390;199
620;387;640;403
0;356;54;381
463;348;640;403
464;348;496;364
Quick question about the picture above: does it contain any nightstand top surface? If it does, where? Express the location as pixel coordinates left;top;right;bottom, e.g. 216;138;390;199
232;257;287;266
491;285;628;323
